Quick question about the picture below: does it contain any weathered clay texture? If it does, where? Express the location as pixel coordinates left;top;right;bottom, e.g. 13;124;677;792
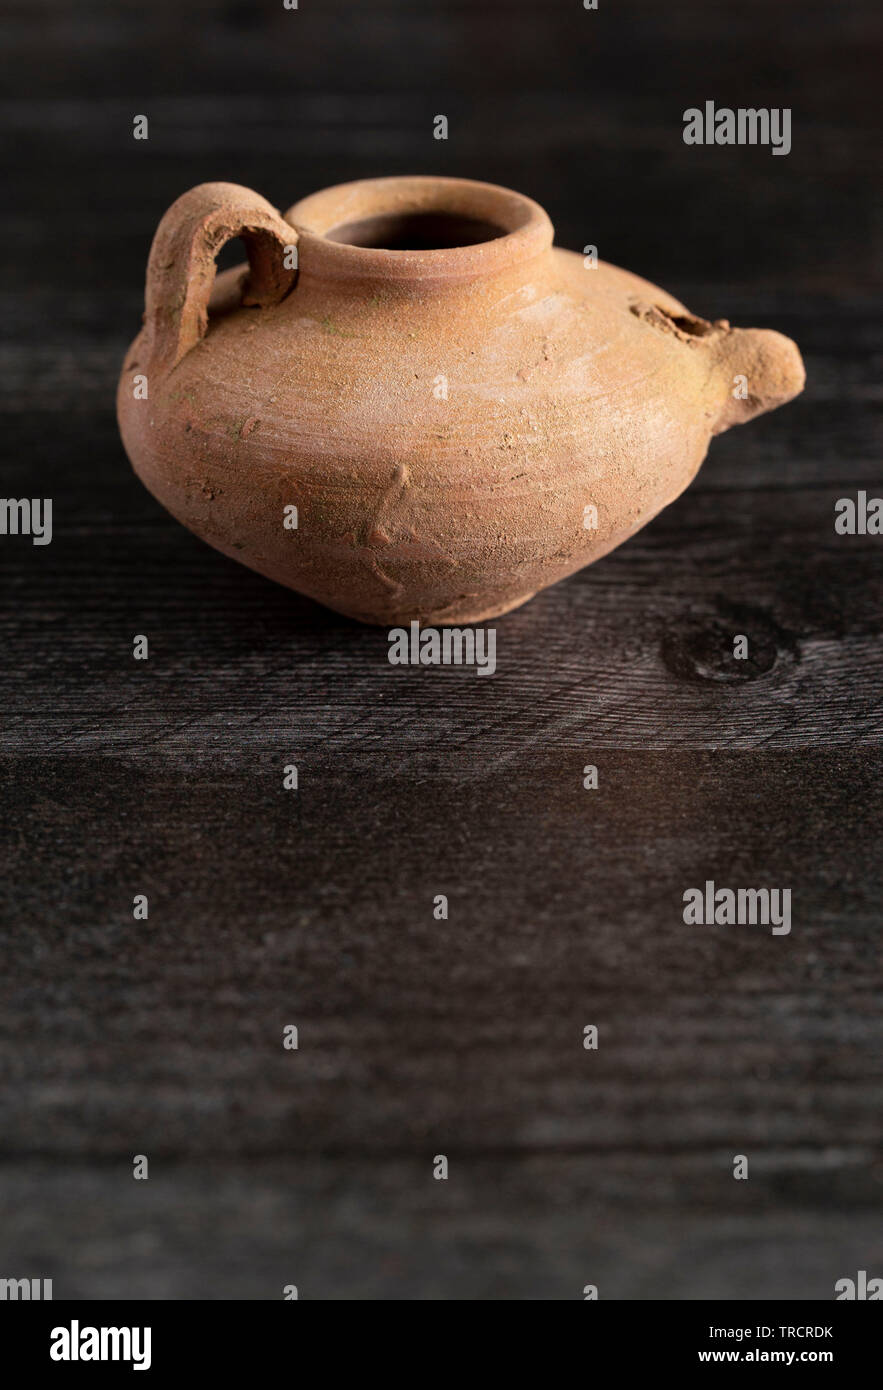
117;177;805;624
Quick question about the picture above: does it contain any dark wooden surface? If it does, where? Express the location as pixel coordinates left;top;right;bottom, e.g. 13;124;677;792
1;0;881;1299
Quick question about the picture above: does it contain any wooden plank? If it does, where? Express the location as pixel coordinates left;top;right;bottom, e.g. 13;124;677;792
1;0;880;1302
1;752;881;1297
2;469;881;752
0;1159;880;1300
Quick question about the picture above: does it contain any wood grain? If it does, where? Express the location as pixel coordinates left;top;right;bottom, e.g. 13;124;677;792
0;0;880;1300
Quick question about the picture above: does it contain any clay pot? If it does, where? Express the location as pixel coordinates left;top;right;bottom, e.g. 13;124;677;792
117;176;804;624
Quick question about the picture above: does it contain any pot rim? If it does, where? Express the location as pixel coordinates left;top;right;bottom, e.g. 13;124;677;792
284;175;554;283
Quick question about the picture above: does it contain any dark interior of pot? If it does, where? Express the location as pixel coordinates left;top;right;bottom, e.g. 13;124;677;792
324;210;508;251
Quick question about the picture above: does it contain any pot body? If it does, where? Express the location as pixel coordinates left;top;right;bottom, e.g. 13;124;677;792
117;176;804;624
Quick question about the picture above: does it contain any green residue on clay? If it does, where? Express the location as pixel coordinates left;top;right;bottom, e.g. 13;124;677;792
318;315;356;338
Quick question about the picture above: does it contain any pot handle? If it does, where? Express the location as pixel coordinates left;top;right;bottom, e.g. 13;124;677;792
143;182;298;372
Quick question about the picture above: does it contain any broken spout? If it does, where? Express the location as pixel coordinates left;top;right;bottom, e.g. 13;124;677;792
711;324;805;434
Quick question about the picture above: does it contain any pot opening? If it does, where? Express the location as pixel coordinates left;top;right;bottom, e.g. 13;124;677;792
324;210;508;251
286;178;554;282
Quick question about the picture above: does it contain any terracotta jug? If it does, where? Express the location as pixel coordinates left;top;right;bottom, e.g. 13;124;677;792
117;176;804;624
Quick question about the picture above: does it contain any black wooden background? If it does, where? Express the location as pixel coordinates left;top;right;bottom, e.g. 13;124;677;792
1;0;881;1300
